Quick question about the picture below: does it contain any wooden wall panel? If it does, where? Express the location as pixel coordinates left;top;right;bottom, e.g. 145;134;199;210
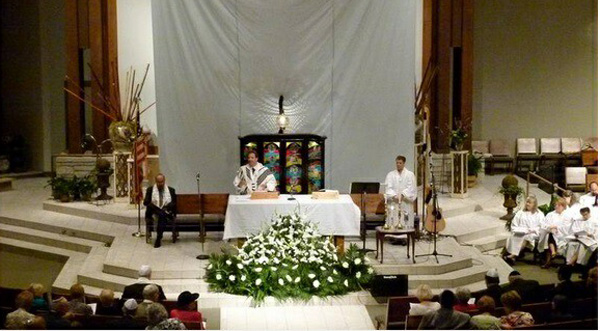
65;0;83;153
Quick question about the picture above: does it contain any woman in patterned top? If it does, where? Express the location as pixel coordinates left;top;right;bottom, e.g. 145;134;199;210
146;303;186;330
499;290;534;329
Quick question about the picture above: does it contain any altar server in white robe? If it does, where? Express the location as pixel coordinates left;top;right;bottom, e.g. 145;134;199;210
564;191;583;222
504;196;543;264
579;181;598;212
384;155;417;220
538;198;572;268
233;150;277;195
566;207;598;266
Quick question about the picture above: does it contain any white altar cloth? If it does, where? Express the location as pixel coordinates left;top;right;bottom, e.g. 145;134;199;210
223;194;360;240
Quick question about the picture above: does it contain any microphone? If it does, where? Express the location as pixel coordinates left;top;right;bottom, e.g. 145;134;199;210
196;172;200;182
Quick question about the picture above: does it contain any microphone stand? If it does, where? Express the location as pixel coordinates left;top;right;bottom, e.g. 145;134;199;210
196;172;209;260
287;182;296;200
415;171;451;263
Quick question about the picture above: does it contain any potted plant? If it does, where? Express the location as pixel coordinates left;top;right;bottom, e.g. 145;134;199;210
77;175;98;201
498;174;524;221
46;177;69;201
467;153;483;187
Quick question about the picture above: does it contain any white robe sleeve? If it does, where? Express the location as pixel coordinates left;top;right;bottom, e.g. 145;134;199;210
401;172;417;203
511;211;524;232
384;172;396;199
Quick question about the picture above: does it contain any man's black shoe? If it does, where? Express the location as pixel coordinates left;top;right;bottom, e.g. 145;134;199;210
154;241;161;248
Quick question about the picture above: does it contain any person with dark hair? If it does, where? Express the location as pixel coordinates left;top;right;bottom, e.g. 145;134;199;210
549;265;583;300
566;207;598;269
170;291;203;325
234;150;276;194
384;155;417;245
469;296;501;329
418;290;470;329
499;290;534;329
4;291;35;329
144;173;177;248
67;283;93;316
501;270;543;303
548;295;574;322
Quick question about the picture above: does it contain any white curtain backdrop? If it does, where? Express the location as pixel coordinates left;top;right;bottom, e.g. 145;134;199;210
152;0;416;193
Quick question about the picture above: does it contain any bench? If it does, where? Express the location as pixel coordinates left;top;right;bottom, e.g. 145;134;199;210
146;193;229;244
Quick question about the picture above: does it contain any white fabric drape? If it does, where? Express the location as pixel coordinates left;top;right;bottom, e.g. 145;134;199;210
152;0;416;192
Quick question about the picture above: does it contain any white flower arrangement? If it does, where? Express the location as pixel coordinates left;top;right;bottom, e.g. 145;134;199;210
204;212;374;304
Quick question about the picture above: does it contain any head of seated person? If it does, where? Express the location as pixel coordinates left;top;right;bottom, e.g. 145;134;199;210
143;284;160;302
27;283;45;300
557;265;573;283
455;287;471;306
139;264;153;280
476;296;496;314
122;298;138;317
176;291;199;311
501;290;522;314
415;284;434;303
69;283;85;302
99;289;115;307
485;268;500;288
439;290;456;309
15;290;34;311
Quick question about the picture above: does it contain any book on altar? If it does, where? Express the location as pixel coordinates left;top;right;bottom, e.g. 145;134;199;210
311;190;339;200
511;227;529;235
250;191;279;200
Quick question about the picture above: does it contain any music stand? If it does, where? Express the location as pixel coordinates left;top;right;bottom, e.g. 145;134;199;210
350;182;381;254
350;182;380;194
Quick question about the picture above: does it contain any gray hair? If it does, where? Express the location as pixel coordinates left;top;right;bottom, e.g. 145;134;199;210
147;303;168;326
455;287;471;304
139;265;152;278
142;284;159;301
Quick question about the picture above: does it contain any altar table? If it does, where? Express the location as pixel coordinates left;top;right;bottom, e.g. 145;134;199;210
223;194;360;242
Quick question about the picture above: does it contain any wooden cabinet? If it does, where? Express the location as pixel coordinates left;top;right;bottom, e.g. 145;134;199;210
239;134;326;194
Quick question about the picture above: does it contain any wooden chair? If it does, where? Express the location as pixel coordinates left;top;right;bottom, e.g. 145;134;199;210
565;167;587;192
516;138;540;176
361;193;386;249
405;314;423;330
489;139;514;174
384;296;420;330
561;138;582;166
199;193;229;239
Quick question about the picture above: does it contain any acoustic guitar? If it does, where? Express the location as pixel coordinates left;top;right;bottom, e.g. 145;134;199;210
424;188;446;233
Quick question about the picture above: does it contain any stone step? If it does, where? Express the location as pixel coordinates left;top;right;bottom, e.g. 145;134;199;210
464;233;510;252
0;215;114;244
43;200;137;225
373;256;472;275
0;223;104;253
0;177;13;191
409;264;490;289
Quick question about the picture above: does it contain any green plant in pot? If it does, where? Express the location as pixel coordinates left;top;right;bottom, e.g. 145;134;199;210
467;153;483;187
46;177;70;201
498;174;524;221
72;175;97;201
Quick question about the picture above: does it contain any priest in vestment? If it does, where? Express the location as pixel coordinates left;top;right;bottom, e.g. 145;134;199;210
384;155;417;221
233;150;277;195
579;181;598;213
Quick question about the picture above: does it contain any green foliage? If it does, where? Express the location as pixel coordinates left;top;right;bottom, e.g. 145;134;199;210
204;213;374;305
46;175;97;201
538;194;558;216
467;153;483;176
498;185;525;197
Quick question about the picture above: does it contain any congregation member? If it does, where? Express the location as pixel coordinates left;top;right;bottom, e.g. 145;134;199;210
499;291;534;329
121;265;167;302
585;267;598;297
547;295;574;323
67;283;93;316
418;290;470;329
146;303;187;330
409;284;441;316
27;283;48;312
579;181;598;210
44;301;74;330
105;298;148;330
472;269;503;307
233;150;276;194
144;173;177;248
565;207;598;268
453;287;477;312
504;196;543;265
4;291;35;329
170;291;203;326
501;270;542;304
537;198;572;268
135;284;161;319
95;288;121;316
549;265;583;300
469;296;501;330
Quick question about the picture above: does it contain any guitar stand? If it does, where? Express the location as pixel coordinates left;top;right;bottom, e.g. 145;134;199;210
416;173;452;263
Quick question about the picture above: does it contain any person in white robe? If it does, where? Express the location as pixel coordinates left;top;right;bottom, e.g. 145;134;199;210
233;150;277;195
538;198;572;268
384;155;417;225
565;207;598;266
579;181;598;211
504;196;543;264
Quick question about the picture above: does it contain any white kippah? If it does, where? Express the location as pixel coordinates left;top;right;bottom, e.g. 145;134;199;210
486;268;499;278
123;298;138;311
139;265;152;277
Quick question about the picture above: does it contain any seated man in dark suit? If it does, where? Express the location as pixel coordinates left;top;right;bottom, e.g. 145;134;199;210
501;270;543;303
550;265;584;300
472;268;503;307
418;290;471;329
144;173;177;248
121;265;166;302
105;298;148;330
